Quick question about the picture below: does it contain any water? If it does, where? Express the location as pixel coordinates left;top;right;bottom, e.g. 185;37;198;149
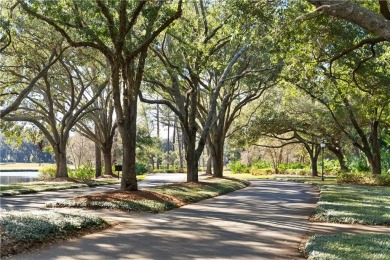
0;171;39;185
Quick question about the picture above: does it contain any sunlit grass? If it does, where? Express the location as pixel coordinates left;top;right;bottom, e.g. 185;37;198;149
0;179;121;196
0;209;109;257
306;233;390;260
277;176;338;186
313;185;390;225
224;173;274;180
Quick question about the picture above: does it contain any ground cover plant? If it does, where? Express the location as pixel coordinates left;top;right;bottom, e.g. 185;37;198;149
0;179;120;197
46;178;250;213
305;233;390;260
312;185;390;225
0;209;109;257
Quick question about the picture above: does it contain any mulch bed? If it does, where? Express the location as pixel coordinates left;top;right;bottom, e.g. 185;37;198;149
70;190;186;207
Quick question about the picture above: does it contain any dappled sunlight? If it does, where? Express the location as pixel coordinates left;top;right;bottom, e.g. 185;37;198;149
11;180;318;259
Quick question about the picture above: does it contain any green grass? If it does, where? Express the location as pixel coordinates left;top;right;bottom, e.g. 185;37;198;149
46;178;250;213
0;179;121;197
277;176;338;185
149;178;250;203
0;162;56;171
224;173;274;180
0;209;109;257
306;233;390;260
313;185;390;225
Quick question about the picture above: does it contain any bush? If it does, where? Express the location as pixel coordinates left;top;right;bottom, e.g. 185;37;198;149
347;155;370;172
279;162;307;170
135;163;148;175
336;171;369;183
250;168;273;175
228;160;250;174
69;166;94;180
38;166;57;179
251;160;271;169
375;173;390;186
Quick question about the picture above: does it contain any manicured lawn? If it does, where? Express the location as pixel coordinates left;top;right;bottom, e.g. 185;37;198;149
0;179;120;196
277;176;338;185
0;175;147;197
312;185;390;225
224;173;274;180
0;209;109;257
306;233;390;260
0;162;56;171
46;178;250;213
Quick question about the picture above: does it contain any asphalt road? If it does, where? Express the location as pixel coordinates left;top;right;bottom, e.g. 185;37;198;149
8;179;319;260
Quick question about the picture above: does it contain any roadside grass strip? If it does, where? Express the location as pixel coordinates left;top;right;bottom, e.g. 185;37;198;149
278;176;338;185
46;178;250;213
313;185;390;225
305;233;390;260
0;179;121;197
0;209;109;257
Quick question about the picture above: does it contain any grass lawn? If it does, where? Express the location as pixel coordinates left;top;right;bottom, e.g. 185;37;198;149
0;179;121;196
0;162;56;171
0;209;110;257
306;233;390;260
312;185;390;225
46;178;250;212
224;173;274;180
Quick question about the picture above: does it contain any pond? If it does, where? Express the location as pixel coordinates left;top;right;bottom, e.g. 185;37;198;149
0;171;39;185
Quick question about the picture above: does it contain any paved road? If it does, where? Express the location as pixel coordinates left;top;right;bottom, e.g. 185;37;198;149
9;180;318;260
0;173;187;210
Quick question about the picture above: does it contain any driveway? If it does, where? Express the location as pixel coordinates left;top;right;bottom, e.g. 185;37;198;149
10;180;318;260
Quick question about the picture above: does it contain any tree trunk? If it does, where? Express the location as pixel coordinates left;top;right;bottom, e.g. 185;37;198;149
205;141;213;175
310;156;319;177
185;130;198;182
119;101;138;191
156;103;160;170
55;146;68;178
95;143;102;178
212;137;224;178
177;126;184;169
369;120;381;175
103;151;113;175
328;145;349;172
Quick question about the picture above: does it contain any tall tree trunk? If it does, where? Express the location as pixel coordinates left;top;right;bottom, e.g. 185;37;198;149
156;103;161;170
55;144;68;178
310;156;319;177
119;100;138;191
205;140;213;175
328;145;349;172
167;117;170;169
369;120;381;175
185;129;198;182
102;144;114;176
177;125;184;169
95;143;102;178
210;135;225;178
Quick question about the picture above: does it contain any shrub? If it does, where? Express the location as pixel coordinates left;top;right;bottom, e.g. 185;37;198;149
68;166;94;180
279;162;307;170
336;171;369;183
250;168;273;175
38;166;57;179
228;160;250;174
375;173;390;186
251;160;271;169
135;163;148;175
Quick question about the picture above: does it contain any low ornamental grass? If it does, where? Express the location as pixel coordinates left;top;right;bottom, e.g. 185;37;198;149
313;185;390;226
0;210;109;257
0;179;121;197
46;178;250;213
306;233;390;260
